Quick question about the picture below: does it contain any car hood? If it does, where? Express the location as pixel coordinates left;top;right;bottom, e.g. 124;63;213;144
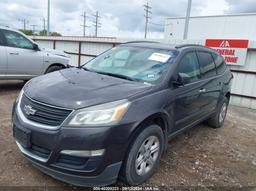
24;68;152;109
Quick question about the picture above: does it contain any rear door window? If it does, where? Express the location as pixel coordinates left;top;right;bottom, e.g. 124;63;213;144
197;51;216;79
212;53;227;74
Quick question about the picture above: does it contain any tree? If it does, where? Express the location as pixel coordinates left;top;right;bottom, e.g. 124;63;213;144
39;29;47;36
19;29;33;35
32;30;62;36
50;32;62;36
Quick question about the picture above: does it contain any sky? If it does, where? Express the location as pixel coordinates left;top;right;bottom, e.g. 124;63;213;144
0;0;256;38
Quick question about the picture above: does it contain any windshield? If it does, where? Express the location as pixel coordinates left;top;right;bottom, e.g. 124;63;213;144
83;46;177;83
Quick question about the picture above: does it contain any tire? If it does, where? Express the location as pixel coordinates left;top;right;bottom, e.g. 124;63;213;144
45;65;63;74
121;124;164;185
207;97;229;128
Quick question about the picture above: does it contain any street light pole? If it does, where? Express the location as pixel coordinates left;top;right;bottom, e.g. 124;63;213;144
183;0;192;40
47;0;50;36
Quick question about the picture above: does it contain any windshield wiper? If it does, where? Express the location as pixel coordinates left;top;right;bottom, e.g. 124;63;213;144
81;67;91;71
95;71;139;82
80;67;140;82
81;67;98;73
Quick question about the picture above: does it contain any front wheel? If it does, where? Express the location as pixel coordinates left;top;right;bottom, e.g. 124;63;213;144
45;65;63;74
121;124;164;185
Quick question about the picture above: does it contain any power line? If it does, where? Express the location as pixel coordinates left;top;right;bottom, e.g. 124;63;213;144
143;1;152;39
18;19;29;30
81;11;90;36
92;11;101;37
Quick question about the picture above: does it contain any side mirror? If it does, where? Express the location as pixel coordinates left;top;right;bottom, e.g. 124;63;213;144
33;44;40;51
173;73;190;86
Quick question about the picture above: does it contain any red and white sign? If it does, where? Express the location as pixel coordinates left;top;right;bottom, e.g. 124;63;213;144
205;39;249;65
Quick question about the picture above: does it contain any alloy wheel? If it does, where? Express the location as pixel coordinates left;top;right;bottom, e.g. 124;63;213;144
219;102;227;124
135;136;160;176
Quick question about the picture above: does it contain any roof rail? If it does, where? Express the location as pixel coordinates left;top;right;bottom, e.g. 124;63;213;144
0;25;10;28
175;44;208;49
123;40;160;44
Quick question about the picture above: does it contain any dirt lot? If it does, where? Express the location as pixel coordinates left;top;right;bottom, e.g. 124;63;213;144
0;80;256;191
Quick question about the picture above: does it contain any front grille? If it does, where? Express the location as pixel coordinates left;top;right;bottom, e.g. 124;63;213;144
20;94;72;126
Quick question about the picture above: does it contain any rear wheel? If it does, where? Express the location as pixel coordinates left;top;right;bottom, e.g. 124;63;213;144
207;97;229;128
45;65;63;74
121;124;164;185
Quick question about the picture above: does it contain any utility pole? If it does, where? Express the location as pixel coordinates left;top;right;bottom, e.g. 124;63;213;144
143;2;152;39
81;11;89;36
92;11;101;37
42;18;46;35
31;24;37;34
183;0;192;40
31;24;38;37
19;19;29;30
47;0;50;36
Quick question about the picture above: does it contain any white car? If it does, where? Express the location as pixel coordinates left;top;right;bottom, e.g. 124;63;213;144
0;27;70;80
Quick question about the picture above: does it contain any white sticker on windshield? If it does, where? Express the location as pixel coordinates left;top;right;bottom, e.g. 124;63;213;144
147;74;155;78
148;53;171;63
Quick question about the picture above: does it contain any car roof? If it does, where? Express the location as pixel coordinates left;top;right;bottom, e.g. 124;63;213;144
121;41;217;53
120;41;177;51
0;26;18;32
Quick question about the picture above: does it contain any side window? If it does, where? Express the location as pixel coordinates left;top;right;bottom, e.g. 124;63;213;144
0;30;4;46
212;53;226;74
2;30;33;49
177;52;200;83
197;51;216;78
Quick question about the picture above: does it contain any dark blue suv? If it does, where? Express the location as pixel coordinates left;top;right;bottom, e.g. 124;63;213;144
12;42;233;186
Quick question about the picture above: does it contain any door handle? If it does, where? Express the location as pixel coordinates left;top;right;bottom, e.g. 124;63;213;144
9;52;19;55
199;88;206;93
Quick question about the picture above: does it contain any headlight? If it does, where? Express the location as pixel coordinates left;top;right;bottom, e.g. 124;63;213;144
66;99;130;126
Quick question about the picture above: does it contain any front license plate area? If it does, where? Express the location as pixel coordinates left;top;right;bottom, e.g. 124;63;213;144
13;125;31;148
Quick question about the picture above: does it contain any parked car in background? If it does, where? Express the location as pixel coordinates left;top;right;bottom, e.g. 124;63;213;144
0;26;70;80
12;42;233;186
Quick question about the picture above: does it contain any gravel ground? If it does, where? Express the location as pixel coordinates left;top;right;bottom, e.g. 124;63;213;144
0;80;256;191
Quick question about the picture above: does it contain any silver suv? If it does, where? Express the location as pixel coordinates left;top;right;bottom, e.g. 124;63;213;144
0;27;70;80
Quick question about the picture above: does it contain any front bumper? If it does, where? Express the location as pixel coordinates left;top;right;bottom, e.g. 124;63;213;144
19;143;122;187
12;100;137;186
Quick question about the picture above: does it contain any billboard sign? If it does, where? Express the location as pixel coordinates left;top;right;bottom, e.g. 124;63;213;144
205;39;249;65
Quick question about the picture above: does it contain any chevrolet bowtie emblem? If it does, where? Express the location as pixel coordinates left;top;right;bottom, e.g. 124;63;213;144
24;105;37;115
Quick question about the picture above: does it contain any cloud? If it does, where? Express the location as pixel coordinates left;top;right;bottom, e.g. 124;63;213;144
225;0;256;13
192;0;229;16
0;0;255;38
